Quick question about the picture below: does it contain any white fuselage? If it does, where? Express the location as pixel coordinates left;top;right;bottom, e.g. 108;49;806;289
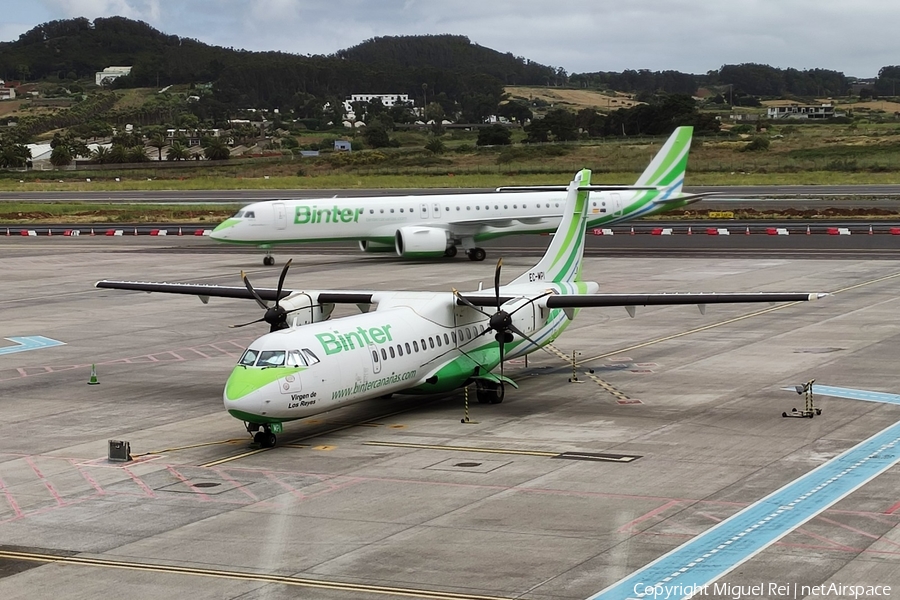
223;283;598;423
209;189;681;248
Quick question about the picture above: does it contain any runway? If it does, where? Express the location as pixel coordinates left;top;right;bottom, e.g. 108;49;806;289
1;241;900;599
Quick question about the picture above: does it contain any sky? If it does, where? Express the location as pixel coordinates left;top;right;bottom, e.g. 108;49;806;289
1;0;897;78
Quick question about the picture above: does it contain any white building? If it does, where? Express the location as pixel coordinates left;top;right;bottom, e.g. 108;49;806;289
0;86;15;100
766;103;843;120
95;66;133;86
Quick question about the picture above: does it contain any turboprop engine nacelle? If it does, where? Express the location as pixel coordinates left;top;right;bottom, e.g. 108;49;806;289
394;226;449;258
503;297;539;338
358;240;395;253
282;293;336;327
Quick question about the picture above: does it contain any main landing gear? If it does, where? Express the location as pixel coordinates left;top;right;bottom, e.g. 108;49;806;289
247;423;277;447
444;245;458;258
263;254;275;266
466;247;486;262
475;380;504;404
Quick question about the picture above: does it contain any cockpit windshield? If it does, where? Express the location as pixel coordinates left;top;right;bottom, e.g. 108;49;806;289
238;348;259;366
257;350;286;367
233;210;245;218
238;348;319;368
244;211;255;219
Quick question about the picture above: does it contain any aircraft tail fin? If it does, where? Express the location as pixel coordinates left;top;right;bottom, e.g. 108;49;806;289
511;169;592;286
634;125;693;196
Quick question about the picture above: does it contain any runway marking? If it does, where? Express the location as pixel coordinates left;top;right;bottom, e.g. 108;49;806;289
789;384;900;406
363;441;640;463
0;548;514;600
582;270;900;364
199;448;271;467
0;336;65;356
588;420;900;600
131;438;248;458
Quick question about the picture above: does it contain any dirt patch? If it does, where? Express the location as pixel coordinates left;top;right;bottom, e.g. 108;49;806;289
505;86;641;112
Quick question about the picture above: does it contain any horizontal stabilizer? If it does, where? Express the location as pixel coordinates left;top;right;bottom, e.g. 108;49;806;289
496;185;659;193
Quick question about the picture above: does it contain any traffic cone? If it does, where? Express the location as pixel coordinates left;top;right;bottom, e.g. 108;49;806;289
178;227;183;236
687;226;692;235
134;227;138;236
47;228;52;236
806;225;811;235
630;226;635;235
90;228;95;236
5;227;9;236
745;226;751;235
869;224;874;235
87;364;100;385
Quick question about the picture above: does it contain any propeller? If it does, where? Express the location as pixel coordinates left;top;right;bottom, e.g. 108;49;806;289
454;259;557;391
231;259;295;332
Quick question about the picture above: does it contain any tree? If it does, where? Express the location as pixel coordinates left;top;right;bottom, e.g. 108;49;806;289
424;137;445;154
0;143;31;168
148;132;167;161
424;102;445;133
166;141;190;161
497;100;532;124
362;125;391;148
50;145;73;167
203;138;231;160
126;145;150;162
476;125;512;146
90;146;110;164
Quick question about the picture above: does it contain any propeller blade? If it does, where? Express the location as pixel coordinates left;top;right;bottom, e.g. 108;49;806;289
453;288;491;317
493;258;502;311
241;271;268;310
496;331;506;389
229;317;266;328
508;323;556;358
274;259;293;308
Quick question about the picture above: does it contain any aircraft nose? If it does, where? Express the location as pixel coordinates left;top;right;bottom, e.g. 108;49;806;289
223;366;274;418
210;218;240;240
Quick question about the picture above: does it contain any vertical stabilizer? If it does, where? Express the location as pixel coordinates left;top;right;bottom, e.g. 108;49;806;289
511;169;592;285
635;125;693;195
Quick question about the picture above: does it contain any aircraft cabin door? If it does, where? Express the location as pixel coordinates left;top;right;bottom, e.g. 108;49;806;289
611;193;623;217
420;203;429;219
274;202;287;230
432;202;442;219
369;343;382;374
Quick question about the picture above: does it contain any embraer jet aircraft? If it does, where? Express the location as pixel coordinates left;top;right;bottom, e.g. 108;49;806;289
98;168;826;448
210;126;706;265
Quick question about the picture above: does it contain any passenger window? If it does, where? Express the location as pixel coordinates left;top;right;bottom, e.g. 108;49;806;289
413;341;419;352
436;336;442;347
405;342;411;354
429;337;435;349
302;349;320;365
380;209;384;213
443;333;450;345
476;206;480;210
381;348;387;360
421;338;426;350
451;331;457;343
399;208;404;213
238;349;259;366
389;347;395;358
397;345;403;357
258;350;285;367
369;209;374;214
372;350;379;363
466;328;472;340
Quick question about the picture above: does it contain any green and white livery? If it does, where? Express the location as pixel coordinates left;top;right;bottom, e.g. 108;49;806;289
210;126;706;265
98;166;826;448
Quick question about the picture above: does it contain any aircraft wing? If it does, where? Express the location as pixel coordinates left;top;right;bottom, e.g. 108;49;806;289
543;292;828;308
95;280;376;305
495;185;660;193
456;291;827;309
651;191;719;206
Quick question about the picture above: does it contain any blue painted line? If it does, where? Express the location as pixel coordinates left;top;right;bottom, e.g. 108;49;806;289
0;336;66;356
781;384;900;406
588;420;900;600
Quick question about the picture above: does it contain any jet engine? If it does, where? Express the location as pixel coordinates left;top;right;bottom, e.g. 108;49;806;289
394;226;449;258
358;240;395;253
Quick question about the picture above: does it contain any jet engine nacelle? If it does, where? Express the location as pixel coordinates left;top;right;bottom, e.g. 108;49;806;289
358;240;395;253
394;226;449;258
282;293;336;327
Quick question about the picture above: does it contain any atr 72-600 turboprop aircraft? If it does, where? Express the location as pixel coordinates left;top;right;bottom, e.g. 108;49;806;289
97;169;826;448
210;126;707;265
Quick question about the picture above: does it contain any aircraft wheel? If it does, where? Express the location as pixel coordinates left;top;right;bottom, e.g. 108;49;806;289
253;431;277;447
263;256;275;266
444;245;458;258
490;385;505;404
467;248;486;262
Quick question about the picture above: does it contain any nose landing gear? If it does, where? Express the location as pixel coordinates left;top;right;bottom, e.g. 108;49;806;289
247;422;278;447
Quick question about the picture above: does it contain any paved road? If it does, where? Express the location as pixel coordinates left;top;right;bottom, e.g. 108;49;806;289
3;185;900;207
